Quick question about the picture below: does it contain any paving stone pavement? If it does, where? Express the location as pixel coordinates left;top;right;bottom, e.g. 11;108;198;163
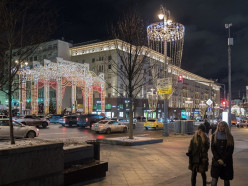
76;127;248;186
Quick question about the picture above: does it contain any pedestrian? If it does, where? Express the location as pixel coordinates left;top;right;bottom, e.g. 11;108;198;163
211;121;234;186
203;119;211;135
186;124;210;186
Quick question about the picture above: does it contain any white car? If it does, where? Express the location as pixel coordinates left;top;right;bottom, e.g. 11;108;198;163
14;115;50;128
92;120;128;134
111;118;137;129
118;118;136;129
0;119;39;138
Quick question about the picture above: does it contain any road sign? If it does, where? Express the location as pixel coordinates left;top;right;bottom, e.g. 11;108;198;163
206;99;213;106
207;107;212;112
157;77;172;95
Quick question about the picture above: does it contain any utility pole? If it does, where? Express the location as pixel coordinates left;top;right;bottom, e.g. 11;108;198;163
225;23;233;130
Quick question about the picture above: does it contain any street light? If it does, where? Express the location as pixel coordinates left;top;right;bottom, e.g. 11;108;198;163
147;5;185;136
225;23;233;130
158;5;171;136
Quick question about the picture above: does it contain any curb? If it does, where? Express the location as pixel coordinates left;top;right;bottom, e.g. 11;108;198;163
97;138;163;146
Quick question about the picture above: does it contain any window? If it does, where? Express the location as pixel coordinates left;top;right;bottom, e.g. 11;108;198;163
108;55;112;60
92;58;95;62
29;57;33;61
119;104;123;109
82;59;85;63
53;44;57;49
120;84;123;89
106;104;111;109
108;83;111;88
108;93;111;98
108;65;111;69
34;56;37;61
120;65;123;70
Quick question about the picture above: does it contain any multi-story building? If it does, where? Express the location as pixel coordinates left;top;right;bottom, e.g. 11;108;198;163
70;39;220;119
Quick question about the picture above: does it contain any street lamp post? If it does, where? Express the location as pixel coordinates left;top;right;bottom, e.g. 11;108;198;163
225;23;233;129
147;5;185;136
158;5;171;136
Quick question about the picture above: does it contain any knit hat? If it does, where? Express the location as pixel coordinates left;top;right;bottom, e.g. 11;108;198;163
198;124;206;132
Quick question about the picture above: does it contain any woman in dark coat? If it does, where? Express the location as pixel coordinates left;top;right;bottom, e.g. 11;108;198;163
211;121;234;186
187;124;210;186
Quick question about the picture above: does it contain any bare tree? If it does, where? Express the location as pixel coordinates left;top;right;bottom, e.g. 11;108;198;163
109;12;164;139
0;0;56;144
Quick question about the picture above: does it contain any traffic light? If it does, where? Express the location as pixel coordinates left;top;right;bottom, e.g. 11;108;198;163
222;100;226;108
178;74;183;83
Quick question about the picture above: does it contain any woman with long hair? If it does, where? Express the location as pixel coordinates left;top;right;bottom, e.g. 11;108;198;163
187;124;210;186
211;121;234;186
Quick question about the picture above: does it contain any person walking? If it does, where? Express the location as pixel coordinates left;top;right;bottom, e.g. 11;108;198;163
186;124;210;186
211;121;234;186
203;119;211;136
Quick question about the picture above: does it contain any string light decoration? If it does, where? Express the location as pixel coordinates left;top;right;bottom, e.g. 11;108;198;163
147;5;185;100
18;58;105;115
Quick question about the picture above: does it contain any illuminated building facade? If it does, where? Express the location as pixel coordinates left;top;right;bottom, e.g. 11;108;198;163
70;39;220;119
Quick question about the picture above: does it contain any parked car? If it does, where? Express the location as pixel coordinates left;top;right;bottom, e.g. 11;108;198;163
47;114;63;123
137;116;147;121
0;119;39;138
77;114;104;128
59;115;78;127
144;118;164;130
0;115;8;119
92;120;128;134
14;115;50;128
111;118;136;129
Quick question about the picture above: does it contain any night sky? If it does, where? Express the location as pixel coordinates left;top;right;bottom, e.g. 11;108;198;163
51;0;248;98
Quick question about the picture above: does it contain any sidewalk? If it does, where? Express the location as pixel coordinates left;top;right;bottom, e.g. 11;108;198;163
80;127;248;186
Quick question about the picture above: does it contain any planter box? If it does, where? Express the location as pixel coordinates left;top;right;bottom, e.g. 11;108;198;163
0;142;64;186
64;144;94;168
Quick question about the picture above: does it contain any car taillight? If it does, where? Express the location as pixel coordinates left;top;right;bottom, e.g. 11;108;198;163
86;118;88;122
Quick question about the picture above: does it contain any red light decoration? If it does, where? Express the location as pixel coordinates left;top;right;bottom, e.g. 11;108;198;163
178;74;183;83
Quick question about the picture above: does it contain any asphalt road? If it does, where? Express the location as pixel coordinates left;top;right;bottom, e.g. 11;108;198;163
38;122;165;142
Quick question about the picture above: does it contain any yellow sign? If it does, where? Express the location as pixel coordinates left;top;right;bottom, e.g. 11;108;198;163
157;88;172;95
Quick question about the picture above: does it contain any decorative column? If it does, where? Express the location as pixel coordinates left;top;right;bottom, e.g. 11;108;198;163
71;80;76;113
100;83;105;113
88;86;93;113
56;77;62;114
44;79;50;114
31;77;38;115
19;74;26;115
84;84;89;114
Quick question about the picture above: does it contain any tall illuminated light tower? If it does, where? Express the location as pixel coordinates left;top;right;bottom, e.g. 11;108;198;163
225;23;233;130
147;5;185;136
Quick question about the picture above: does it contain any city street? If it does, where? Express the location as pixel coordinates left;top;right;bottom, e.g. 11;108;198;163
38;122;164;142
